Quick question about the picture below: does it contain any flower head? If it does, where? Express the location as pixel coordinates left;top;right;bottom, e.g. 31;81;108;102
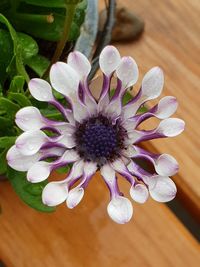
7;46;185;224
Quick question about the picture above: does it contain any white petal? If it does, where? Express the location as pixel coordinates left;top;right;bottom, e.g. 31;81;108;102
58;134;76;148
84;94;98;116
139;174;157;189
105;97;122;118
111;159;127;173
107;196;133;224
50;62;80;97
61;149;80;162
99;45;121;76
126;130;143;144
55;123;75;135
29;78;54;101
83;161;97;176
67;160;84;181
100;164;115;184
122;119;137;132
42;181;68;206
121;145;137;158
66;187;84;209
67;51;91;80
149;176;177;202
40;147;65;158
71;96;89;122
155;154;179;176
116;56;139;88
155;96;178;119
122;67;164;120
130;184;149;204
16;130;47;156
15;107;44;131
6;145;40;171
27;161;51;183
141;67;164;100
157;118;185;137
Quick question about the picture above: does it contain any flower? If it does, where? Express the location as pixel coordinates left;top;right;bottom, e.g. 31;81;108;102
7;46;185;224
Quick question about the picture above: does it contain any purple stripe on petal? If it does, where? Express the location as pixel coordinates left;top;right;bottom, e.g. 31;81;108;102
111;79;123;101
99;74;111;100
79;81;98;115
78;82;85;103
111;159;135;185
41;142;66;150
125;87;142;106
135;132;164;144
49;100;72;121
49;151;79;172
104;177;122;198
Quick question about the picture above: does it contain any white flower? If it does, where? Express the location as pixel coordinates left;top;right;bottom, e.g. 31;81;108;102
7;46;185;224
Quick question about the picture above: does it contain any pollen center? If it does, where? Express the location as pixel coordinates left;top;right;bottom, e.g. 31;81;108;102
75;115;126;166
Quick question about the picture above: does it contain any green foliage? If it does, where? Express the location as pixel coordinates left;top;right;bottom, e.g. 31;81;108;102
0;29;13;84
0;14;51;84
8;75;25;93
0;14;29;82
0;137;16;174
56;165;71;174
0;1;87;212
0;136;16;148
1;0;87;41
7;168;55;212
26;55;50;77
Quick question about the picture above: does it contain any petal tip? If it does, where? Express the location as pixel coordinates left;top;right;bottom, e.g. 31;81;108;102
107;196;133;224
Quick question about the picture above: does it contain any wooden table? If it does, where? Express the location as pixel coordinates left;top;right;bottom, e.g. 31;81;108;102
0;0;199;266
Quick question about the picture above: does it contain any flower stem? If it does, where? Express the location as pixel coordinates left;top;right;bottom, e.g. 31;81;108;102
43;3;76;78
52;4;76;63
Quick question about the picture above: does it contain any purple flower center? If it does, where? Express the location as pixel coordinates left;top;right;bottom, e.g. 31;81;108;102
75;115;127;166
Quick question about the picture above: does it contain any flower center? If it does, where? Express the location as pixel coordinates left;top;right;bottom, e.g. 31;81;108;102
75;115;127;166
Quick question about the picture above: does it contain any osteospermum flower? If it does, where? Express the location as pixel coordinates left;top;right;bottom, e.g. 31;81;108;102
7;46;185;224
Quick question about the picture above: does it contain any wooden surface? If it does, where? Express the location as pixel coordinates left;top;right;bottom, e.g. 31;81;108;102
0;175;200;267
0;0;200;266
112;0;200;215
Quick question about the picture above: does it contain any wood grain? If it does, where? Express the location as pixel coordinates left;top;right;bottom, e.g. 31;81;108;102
111;0;200;214
0;176;200;267
0;0;200;266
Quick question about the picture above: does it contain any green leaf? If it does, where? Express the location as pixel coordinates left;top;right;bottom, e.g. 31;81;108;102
0;117;13;131
22;0;66;8
0;82;3;96
8;92;32;107
12;13;67;41
122;91;133;105
56;165;70;174
40;107;63;120
0;14;29;82
8;75;25;93
26;54;50;77
0;29;13;84
0;97;19;116
0;136;16;148
0;148;7;174
7;168;55;212
53;90;65;100
138;105;148;114
45;112;63;121
2;1;87;41
17;32;38;61
0;97;19;117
